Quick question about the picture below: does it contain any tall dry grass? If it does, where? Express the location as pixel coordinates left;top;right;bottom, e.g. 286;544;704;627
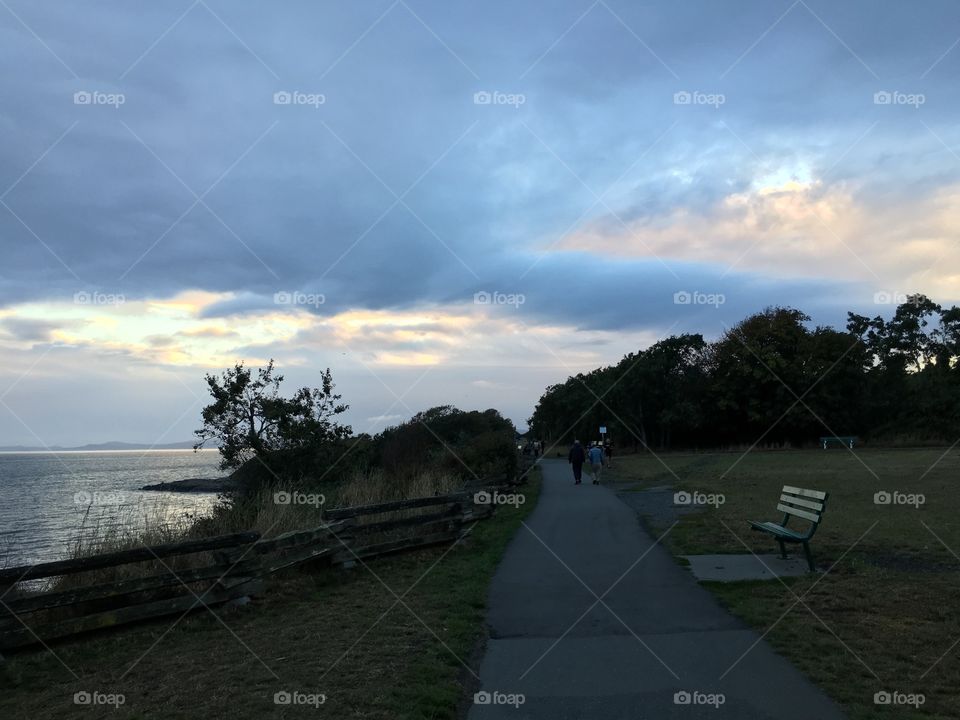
331;467;462;508
17;467;465;596
68;500;201;560
46;500;218;591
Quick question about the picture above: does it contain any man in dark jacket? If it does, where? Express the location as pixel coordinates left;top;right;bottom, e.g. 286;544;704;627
568;440;586;484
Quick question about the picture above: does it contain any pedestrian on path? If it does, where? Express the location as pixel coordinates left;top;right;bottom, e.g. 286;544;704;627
568;440;585;484
588;443;604;484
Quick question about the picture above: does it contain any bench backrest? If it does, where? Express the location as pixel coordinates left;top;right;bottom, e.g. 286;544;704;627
778;486;828;539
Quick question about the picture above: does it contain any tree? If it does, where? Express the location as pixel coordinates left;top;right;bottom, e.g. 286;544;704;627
194;359;350;470
375;405;517;482
886;294;941;372
528;294;958;450
645;335;709;448
710;307;812;445
800;326;868;436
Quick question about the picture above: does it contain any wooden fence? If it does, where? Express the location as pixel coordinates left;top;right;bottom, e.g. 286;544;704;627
0;458;534;652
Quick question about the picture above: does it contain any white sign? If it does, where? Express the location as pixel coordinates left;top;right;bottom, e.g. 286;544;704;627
599;426;607;434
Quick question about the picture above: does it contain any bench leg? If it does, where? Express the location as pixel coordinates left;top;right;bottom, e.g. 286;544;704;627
802;542;815;572
777;539;788;559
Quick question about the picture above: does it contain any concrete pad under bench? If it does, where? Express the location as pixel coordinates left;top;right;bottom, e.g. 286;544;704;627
683;553;812;582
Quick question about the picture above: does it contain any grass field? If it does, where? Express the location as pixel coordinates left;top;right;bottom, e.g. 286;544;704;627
608;447;960;720
0;470;541;719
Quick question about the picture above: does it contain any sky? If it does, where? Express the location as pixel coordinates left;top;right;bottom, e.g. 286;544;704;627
1;0;960;446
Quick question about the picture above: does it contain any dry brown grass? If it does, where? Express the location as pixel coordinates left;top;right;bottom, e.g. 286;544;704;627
610;447;960;720
0;471;543;720
331;467;462;508
30;469;464;594
6;468;473;653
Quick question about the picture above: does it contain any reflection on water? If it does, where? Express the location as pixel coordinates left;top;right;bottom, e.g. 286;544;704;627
0;450;227;569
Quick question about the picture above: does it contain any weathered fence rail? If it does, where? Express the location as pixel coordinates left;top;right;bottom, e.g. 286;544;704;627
0;459;535;652
0;531;261;583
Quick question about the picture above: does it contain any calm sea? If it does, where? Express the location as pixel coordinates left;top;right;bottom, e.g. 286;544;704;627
0;450;226;570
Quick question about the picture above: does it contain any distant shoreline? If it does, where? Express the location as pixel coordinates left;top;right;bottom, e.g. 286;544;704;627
0;440;222;453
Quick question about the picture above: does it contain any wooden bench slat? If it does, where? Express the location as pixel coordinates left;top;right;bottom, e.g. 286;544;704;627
748;521;804;540
779;494;823;512
777;503;822;523
781;485;827;500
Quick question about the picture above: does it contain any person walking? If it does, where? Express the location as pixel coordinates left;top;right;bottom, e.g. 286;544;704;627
568;440;586;484
588;443;605;484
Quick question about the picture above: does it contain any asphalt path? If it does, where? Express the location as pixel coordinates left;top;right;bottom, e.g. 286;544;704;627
467;458;846;719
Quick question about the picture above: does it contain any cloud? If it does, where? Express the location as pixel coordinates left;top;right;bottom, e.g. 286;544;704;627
145;334;178;348
179;325;239;338
364;413;406;425
559;178;960;300
2;1;959;317
0;317;62;343
3;1;960;444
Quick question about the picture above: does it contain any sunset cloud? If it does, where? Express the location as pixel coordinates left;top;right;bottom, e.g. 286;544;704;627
559;179;960;297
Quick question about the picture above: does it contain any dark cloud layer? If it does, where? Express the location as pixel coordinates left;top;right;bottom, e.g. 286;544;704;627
3;0;960;322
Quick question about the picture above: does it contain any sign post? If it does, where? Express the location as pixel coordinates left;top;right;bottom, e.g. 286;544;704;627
599;425;607;443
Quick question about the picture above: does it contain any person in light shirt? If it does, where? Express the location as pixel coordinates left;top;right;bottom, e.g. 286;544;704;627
587;443;604;484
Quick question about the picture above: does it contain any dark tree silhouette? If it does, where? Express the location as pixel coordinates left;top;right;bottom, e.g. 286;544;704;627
529;295;960;450
194;359;350;470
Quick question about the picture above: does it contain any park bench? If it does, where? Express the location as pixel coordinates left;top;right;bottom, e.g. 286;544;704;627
820;435;855;449
749;486;828;572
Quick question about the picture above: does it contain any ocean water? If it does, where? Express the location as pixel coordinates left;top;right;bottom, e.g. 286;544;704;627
0;450;227;570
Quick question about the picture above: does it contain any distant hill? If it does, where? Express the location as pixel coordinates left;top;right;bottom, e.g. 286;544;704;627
0;440;211;452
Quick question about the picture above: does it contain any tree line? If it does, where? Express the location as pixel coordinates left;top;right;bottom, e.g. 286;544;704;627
528;295;960;451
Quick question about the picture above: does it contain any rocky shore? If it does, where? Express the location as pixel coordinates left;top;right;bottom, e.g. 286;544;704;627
141;476;238;493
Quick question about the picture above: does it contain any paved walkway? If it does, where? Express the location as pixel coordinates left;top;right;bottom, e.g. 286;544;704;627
468;459;846;719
